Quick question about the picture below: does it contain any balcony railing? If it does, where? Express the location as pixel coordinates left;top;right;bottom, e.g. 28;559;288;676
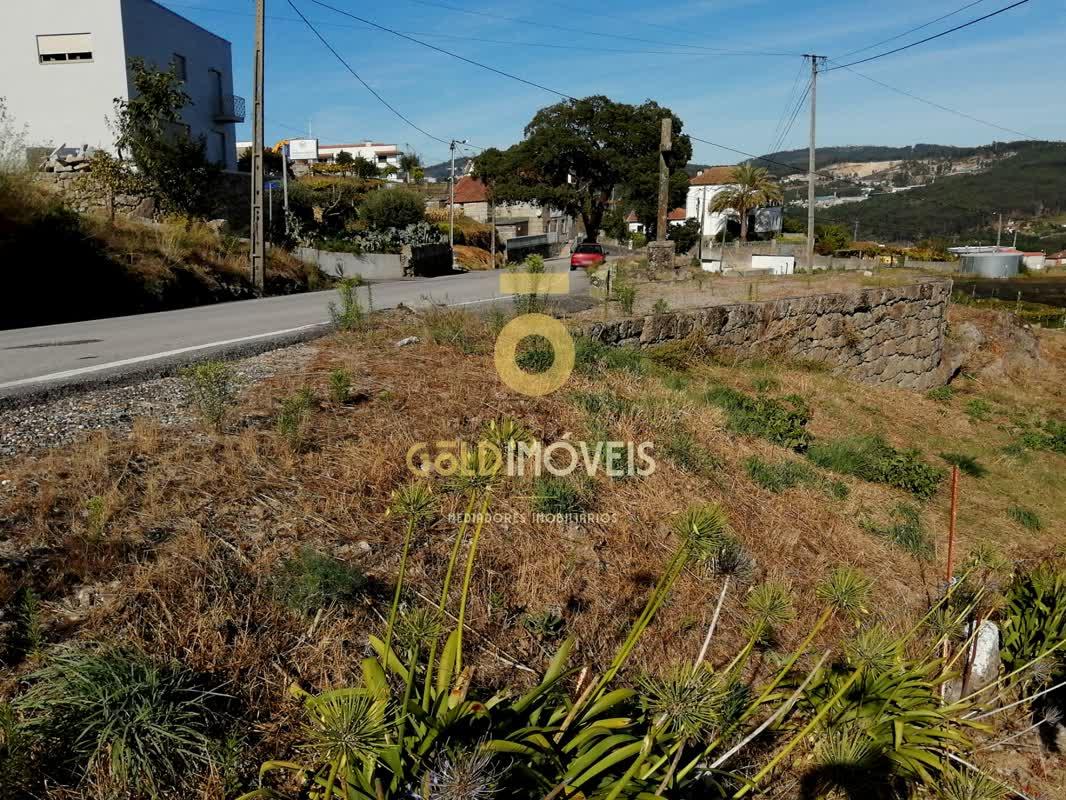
214;94;245;123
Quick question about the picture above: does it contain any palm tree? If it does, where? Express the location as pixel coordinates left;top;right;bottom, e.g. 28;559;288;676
708;164;783;241
400;152;422;184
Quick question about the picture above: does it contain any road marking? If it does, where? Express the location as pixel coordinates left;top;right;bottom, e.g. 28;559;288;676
0;323;328;391
0;294;522;392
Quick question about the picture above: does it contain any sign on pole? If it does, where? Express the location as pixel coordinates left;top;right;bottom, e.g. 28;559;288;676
264;180;281;190
287;138;319;160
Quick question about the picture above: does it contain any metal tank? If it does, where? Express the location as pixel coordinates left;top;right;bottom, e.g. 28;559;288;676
959;252;1021;278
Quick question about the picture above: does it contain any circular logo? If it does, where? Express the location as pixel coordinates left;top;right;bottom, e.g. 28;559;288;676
493;313;575;396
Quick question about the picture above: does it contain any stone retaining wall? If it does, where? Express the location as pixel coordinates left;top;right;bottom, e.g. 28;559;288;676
579;280;952;390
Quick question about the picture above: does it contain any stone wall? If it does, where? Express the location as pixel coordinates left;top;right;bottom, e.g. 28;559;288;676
295;243;454;280
579;280;953;390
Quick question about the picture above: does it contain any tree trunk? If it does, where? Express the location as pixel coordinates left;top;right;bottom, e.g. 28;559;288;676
583;203;605;243
740;204;749;242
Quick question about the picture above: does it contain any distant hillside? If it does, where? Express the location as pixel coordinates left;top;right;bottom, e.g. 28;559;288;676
815;142;1066;247
424;156;472;182
748;143;991;175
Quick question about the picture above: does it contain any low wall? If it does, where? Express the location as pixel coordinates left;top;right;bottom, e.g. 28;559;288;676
579;280;953;390
295;243;454;280
296;247;403;280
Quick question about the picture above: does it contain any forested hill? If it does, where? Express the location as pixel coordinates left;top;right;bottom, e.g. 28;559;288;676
424;156;472;181
816;142;1066;246
747;143;984;174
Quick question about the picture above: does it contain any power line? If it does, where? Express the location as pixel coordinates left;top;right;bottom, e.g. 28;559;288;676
768;79;812;157
834;0;990;60
307;0;577;101
827;61;1039;140
826;0;1032;70
766;60;807;154
285;0;458;147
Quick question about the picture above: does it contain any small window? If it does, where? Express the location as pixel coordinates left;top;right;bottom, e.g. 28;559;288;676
172;53;187;81
37;33;93;63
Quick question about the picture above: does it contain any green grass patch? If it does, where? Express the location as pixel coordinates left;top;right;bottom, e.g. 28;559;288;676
965;398;994;422
515;334;554;373
531;476;587;517
745;456;815;493
938;452;988;478
573;336;647;375
862;504;932;559
751;375;781;393
1007;505;1042;531
807;435;944;499
273;547;369;614
1016;418;1066;455
702;385;812;451
925;386;955;403
662;431;721;478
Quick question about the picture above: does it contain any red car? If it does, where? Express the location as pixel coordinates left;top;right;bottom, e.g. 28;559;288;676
570;242;606;270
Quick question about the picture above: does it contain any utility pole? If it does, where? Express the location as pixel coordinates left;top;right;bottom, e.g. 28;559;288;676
656;117;672;243
448;139;467;265
696;193;704;263
805;54;823;272
281;142;289;237
249;0;265;292
996;213;1003;248
853;219;859;242
490;195;496;267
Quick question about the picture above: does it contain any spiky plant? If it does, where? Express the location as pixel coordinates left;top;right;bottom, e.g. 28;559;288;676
384;482;437;659
936;770;1007;800
483;416;534;453
674;503;730;562
816;565;872;619
844;626;900;674
301;691;388;771
426;746;501;800
925;607;967;646
396;606;445;655
745;581;795;642
638;667;723;740
802;724;894;800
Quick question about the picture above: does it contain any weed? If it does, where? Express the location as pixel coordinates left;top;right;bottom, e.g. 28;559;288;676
862;504;932;559
1015;418;1066;455
573;336;647;375
13;646;223;798
645;336;710;371
807;435;943;499
531;476;586;517
570;389;636;420
424;307;486;354
182;360;235;432
702;385;812;451
926;386;955;403
751;375;780;393
745;456;815;493
964;398;993;422
522;609;566;641
513;255;548;315
273;547;369;614
486;306;509;338
329;276;370;332
515;334;554;373
17;587;43;657
614;282;637;315
328;368;352;405
662;431;721;478
276;388;315;451
651;298;669;315
938;452;987;478
84;495;108;538
662;372;690;392
1006;505;1042;531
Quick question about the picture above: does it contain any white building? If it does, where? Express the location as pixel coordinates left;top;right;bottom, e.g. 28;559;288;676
685;165;783;240
319;142;403;177
1;0;242;169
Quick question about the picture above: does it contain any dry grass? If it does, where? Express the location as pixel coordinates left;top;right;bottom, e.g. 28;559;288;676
0;302;1064;797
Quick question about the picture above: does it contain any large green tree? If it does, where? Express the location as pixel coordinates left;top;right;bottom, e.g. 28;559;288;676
473;96;691;243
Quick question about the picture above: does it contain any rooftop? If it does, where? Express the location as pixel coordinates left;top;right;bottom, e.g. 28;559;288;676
689;165;736;186
453;176;488;204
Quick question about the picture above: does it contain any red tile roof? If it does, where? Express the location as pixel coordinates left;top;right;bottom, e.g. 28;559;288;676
625;211;639;223
452;176;488;204
690;165;736;186
667;207;687;221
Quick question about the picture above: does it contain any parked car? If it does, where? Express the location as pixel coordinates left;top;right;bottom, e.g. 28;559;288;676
570;242;606;270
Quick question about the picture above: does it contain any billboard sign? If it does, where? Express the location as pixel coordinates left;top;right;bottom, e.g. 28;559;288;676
287;138;319;160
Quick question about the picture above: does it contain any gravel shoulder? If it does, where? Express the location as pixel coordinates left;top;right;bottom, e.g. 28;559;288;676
0;343;317;460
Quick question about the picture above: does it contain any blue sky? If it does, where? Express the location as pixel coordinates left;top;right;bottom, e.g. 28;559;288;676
159;0;1063;166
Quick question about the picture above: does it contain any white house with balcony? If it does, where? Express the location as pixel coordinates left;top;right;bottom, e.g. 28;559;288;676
0;0;243;169
318;142;403;178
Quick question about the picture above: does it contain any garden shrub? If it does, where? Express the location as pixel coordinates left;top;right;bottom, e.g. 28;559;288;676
807;435;943;499
703;385;812;451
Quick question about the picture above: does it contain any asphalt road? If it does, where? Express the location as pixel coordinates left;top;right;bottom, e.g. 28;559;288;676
0;256;591;401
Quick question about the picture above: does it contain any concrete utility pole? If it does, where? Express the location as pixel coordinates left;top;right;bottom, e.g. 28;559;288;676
249;0;265;292
281;143;289;237
996;213;1003;247
656;117;672;242
853;220;859;242
805;54;824;272
448;139;466;264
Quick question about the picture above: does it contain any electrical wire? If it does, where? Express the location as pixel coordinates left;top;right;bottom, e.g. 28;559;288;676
285;0;462;147
766;60;807;155
826;0;1032;70
834;0;990;60
768;79;812;158
826;61;1039;140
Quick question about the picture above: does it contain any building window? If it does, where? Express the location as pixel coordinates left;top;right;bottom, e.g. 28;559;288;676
172;53;187;81
37;33;93;63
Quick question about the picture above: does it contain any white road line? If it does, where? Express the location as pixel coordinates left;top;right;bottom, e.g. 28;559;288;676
0;293;520;391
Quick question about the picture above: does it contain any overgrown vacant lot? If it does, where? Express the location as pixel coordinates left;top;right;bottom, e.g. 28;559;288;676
0;297;1064;798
